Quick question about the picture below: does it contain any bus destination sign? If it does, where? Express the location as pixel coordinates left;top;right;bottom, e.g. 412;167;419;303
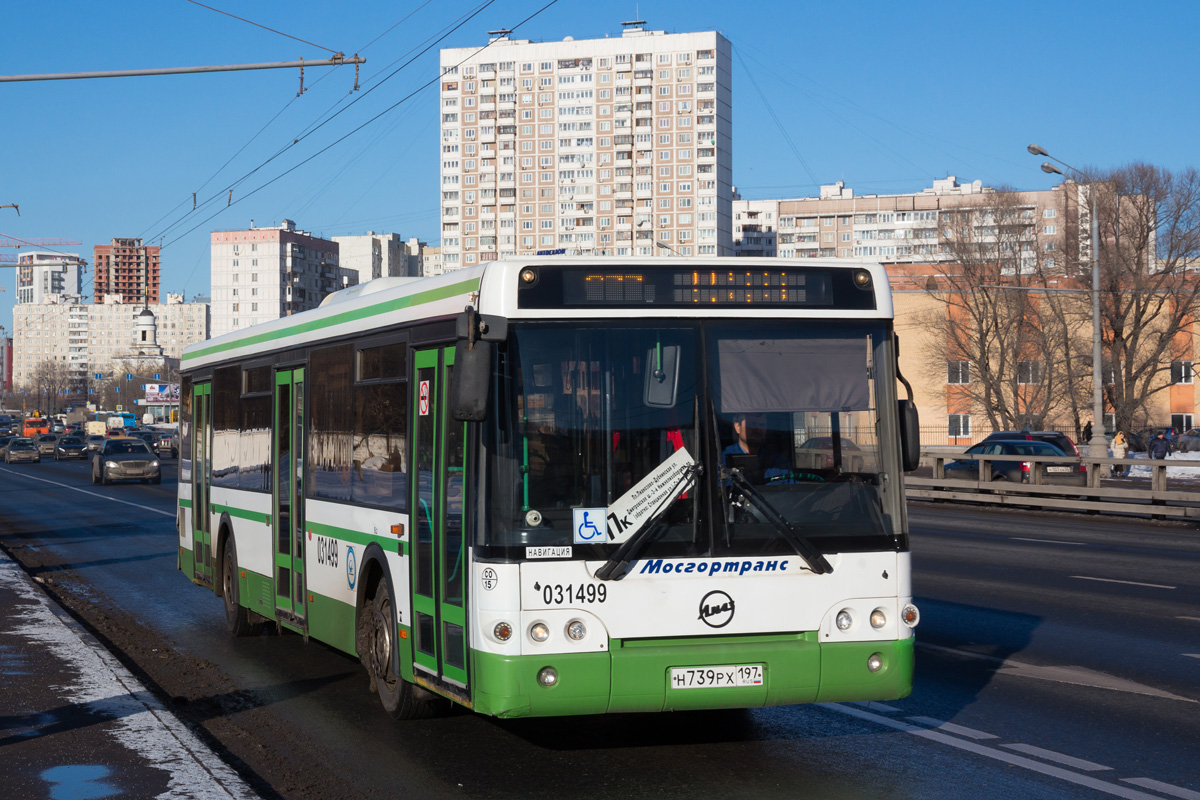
518;266;876;310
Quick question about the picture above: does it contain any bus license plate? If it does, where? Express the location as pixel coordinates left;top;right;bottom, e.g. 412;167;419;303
670;664;763;689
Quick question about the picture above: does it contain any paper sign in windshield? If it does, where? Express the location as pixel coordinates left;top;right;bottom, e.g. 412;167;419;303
606;447;696;544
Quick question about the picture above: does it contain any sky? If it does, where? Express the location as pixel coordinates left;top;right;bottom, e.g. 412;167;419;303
2;0;1198;334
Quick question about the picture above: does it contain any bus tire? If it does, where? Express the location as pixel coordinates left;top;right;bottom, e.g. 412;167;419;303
222;537;259;637
366;583;439;720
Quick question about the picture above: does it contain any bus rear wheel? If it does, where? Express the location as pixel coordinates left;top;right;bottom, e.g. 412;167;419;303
365;583;439;719
222;537;260;637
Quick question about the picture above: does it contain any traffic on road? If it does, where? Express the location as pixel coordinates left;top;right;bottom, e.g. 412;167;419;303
0;451;1196;800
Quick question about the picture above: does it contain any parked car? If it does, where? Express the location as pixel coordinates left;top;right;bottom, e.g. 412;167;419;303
1175;428;1200;453
92;438;161;485
945;439;1086;485
980;430;1080;457
85;434;107;453
5;438;41;464
54;436;89;460
35;434;60;456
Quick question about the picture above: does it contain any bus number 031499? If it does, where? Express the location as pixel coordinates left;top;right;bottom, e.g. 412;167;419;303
541;582;607;605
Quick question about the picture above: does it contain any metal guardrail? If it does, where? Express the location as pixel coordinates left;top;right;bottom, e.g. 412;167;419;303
907;451;1200;520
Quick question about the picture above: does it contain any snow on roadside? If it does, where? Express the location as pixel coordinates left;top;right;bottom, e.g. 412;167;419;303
1125;450;1200;479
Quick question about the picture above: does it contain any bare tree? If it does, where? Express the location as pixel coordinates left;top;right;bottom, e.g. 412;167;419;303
920;188;1075;431
1062;164;1200;434
29;359;72;414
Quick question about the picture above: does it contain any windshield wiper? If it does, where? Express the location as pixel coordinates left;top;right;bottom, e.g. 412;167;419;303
594;463;701;581
725;468;833;575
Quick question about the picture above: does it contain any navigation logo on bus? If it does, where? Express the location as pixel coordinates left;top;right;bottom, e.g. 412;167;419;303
572;508;608;544
345;546;357;590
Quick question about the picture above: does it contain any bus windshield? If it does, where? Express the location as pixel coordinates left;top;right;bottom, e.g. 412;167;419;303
484;320;902;562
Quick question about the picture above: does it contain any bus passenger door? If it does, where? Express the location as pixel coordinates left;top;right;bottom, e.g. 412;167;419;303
273;368;307;627
411;346;469;696
191;382;213;587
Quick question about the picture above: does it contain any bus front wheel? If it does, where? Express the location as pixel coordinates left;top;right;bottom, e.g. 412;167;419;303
365;583;439;719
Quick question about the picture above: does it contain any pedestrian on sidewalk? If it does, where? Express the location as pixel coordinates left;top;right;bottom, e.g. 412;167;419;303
1111;431;1129;477
1082;420;1093;442
1148;431;1171;460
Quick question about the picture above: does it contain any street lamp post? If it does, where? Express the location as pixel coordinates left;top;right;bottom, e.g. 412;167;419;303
1027;144;1106;459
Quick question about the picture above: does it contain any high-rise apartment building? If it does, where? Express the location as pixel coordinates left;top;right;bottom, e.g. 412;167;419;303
16;251;84;304
732;177;1072;270
93;238;160;305
439;24;734;268
12;294;208;393
331;232;414;284
210;219;354;339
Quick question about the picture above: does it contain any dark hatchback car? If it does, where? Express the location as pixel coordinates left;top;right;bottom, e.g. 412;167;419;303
5;438;41;464
945;440;1086;485
0;435;16;458
54;436;89;460
980;430;1080;457
92;439;161;485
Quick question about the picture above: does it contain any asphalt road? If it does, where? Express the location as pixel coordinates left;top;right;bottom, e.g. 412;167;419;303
1;457;1197;800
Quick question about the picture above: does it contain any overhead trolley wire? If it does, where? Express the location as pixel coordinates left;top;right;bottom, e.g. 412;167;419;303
141;0;442;244
146;0;496;248
159;0;562;250
183;0;341;54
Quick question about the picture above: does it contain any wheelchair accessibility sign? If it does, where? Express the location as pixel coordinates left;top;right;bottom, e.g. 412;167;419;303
572;508;608;544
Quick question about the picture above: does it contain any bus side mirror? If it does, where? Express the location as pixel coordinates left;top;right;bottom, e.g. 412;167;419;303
899;399;920;472
451;339;493;422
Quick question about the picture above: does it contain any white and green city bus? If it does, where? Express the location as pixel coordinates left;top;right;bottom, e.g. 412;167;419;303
177;258;921;719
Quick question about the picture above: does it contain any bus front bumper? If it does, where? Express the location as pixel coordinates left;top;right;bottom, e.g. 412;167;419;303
472;634;913;718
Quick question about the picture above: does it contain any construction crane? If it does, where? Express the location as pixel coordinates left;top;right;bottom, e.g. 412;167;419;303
0;235;84;265
1;235;83;248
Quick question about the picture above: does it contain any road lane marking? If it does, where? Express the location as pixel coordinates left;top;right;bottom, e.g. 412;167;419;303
1178;616;1200;623
1011;537;1085;545
848;701;900;712
906;716;998;739
1001;743;1112;771
1184;654;1200;660
0;468;175;519
917;642;1197;703
825;703;1166;800
1071;575;1176;590
1121;778;1200;800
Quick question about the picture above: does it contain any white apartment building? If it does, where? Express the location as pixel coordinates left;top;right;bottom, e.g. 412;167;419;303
331;232;414;284
16;251;84;304
439;24;733;268
418;245;444;277
12;294;208;392
732;178;1071;270
210;220;354;338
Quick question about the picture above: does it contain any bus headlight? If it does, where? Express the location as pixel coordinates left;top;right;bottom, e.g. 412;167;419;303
867;652;884;673
835;609;853;631
870;609;887;629
901;604;920;627
537;666;558;687
493;621;513;642
566;620;586;641
529;622;550;643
